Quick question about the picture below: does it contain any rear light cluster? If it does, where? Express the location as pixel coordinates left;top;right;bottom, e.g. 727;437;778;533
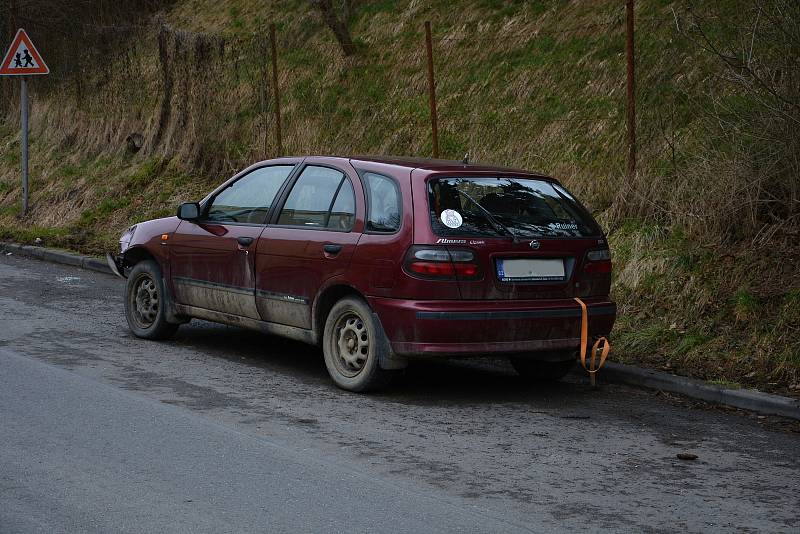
583;248;612;274
404;246;481;280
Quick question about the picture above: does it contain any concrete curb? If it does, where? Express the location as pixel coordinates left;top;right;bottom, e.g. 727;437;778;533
584;362;800;421
0;241;113;275
3;241;799;420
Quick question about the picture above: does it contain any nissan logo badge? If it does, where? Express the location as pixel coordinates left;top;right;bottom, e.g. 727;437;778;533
529;240;541;250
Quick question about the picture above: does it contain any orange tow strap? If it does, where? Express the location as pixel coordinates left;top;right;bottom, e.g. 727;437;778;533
574;297;611;387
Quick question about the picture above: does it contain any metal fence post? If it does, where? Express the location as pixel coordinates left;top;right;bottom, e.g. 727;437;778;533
424;21;439;159
20;76;28;216
269;23;283;156
625;0;636;181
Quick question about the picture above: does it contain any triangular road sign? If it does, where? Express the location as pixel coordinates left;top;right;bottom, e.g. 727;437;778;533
0;29;49;76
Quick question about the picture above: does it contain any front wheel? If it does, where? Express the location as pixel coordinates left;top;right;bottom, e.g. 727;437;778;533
510;353;575;382
322;297;396;392
124;260;179;340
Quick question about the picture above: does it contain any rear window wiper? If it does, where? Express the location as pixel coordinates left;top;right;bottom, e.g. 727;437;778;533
454;189;520;243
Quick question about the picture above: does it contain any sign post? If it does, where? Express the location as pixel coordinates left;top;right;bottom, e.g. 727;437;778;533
20;76;28;214
0;29;49;216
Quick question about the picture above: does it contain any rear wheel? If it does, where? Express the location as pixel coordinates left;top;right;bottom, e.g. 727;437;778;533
510;352;575;382
125;260;179;340
323;297;396;392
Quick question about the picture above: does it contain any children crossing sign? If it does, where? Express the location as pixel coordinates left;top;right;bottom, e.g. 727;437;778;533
0;29;48;75
1;29;48;215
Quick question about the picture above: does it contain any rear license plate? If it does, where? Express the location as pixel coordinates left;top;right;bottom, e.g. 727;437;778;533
497;258;565;282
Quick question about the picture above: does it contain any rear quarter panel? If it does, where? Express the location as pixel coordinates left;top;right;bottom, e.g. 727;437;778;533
347;161;415;298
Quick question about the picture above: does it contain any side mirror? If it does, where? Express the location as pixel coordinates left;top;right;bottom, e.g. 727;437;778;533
177;202;200;221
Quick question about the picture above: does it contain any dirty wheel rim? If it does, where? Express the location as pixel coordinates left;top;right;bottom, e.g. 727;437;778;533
332;311;369;378
130;273;159;329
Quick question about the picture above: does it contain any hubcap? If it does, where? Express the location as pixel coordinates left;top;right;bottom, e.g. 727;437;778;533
333;313;369;377
131;274;159;328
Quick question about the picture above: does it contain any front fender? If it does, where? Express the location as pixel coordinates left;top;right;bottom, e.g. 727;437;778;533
117;216;182;274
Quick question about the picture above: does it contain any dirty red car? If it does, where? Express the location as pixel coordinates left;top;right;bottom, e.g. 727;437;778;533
109;156;616;391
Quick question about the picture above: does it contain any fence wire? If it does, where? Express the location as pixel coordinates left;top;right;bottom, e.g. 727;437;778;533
3;7;738;181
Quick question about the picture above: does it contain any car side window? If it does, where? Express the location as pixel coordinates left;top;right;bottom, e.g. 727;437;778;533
206;165;294;224
364;172;401;233
277;166;355;231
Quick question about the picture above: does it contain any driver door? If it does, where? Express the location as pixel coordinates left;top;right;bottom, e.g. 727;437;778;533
170;164;297;318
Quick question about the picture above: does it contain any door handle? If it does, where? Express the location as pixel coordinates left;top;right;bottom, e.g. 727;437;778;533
323;243;343;255
237;236;254;247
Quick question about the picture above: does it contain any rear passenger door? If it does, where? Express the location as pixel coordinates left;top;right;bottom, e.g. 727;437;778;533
255;162;364;329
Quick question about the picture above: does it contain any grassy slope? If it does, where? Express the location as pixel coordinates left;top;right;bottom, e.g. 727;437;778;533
0;0;797;394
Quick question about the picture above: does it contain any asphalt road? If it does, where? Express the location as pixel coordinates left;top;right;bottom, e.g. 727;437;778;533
0;253;798;533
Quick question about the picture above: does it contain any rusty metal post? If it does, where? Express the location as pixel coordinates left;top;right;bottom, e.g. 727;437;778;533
424;21;439;159
260;36;269;158
625;0;636;181
269;23;283;156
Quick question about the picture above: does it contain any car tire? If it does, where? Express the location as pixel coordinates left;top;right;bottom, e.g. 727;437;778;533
510;353;575;382
323;297;396;392
124;260;179;340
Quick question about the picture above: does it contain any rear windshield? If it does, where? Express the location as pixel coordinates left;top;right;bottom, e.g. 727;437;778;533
428;177;600;238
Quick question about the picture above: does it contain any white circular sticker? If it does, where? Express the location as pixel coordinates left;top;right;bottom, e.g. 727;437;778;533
440;209;463;229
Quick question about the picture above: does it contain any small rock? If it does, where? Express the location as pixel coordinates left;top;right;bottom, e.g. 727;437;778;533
677;453;698;461
126;132;144;153
5;252;11;256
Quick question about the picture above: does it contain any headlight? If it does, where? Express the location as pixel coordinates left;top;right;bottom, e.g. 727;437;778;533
120;225;137;253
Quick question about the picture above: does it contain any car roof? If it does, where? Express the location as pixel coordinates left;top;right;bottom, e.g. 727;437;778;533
347;155;553;178
248;155;558;183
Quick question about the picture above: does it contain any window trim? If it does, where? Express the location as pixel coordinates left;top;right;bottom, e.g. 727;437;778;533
199;164;298;226
358;170;403;235
272;163;357;233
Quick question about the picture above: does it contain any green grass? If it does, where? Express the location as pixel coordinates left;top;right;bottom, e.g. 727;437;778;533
0;224;71;246
708;379;742;389
1;148;19;167
126;157;164;189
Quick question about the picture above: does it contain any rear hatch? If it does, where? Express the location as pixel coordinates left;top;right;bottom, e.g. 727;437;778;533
425;175;608;300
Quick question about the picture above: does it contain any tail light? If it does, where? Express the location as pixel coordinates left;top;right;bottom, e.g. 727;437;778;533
583;248;612;274
403;246;480;280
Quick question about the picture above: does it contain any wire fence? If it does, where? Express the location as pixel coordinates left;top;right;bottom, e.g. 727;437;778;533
1;5;780;190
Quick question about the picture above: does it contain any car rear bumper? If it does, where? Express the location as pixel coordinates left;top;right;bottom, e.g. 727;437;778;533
368;297;616;357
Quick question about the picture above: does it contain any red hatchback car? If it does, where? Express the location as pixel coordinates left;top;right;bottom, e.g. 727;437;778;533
110;156;615;391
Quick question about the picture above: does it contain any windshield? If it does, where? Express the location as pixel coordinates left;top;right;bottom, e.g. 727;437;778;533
428;177;600;238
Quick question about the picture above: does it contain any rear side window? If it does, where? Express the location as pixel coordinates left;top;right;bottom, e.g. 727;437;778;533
278;166;355;231
364;172;401;233
428;177;600;238
207;165;294;224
